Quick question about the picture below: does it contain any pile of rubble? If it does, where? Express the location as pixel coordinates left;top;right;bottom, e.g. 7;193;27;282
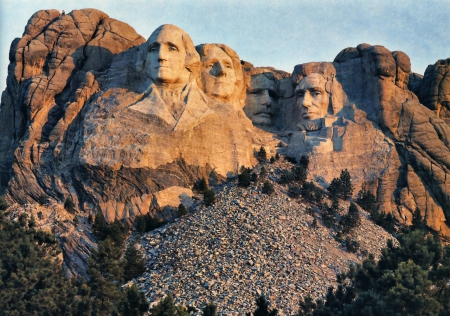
132;162;397;315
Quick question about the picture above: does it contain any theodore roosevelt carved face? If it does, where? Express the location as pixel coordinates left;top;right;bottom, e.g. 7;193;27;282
244;73;279;126
295;73;330;120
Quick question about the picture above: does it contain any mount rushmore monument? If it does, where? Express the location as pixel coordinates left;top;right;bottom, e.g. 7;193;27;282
1;9;449;237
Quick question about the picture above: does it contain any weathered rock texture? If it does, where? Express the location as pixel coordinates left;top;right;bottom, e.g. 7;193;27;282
419;58;450;126
0;9;263;222
282;45;450;237
1;10;450;239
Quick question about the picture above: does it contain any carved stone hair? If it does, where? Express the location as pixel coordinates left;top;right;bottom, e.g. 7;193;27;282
147;24;200;74
195;43;245;104
291;62;345;115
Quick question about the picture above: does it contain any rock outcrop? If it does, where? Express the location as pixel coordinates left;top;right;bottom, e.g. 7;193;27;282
1;9;450;239
419;58;450;125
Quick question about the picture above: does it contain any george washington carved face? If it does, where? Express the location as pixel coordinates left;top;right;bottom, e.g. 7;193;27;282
145;24;199;86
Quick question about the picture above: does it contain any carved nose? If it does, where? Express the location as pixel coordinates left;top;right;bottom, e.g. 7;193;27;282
261;90;272;106
157;47;168;61
301;93;311;108
212;63;225;76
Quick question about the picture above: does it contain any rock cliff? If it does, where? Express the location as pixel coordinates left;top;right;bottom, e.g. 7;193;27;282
1;9;449;238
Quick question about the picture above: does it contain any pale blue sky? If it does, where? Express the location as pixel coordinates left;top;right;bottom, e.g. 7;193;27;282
1;0;449;94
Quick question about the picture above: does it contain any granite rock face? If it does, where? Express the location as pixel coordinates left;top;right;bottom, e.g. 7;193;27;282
419;58;450;126
1;9;450;238
282;45;450;236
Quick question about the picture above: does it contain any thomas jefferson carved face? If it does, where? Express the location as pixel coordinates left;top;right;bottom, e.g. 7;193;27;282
244;74;279;126
145;26;191;85
200;46;237;101
295;73;329;120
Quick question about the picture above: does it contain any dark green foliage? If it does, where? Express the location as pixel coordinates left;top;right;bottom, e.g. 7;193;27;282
340;203;361;234
285;156;297;164
93;212;129;246
38;195;46;206
321;203;335;228
275;152;280;161
149;294;189;316
257;146;267;163
178;203;188;216
328;169;354;199
279;169;295;184
123;243;146;281
288;185;301;198
118;283;150;316
301;181;323;203
88;238;125;315
94;212;108;240
259;167;267;179
357;182;377;212
270;156;276;163
299;155;310;170
262;181;275;195
311;218;318;229
251;172;258;183
291;165;307;184
344;236;360;253
0;208;78;315
37;210;43;219
247;295;278;316
0;206;149;316
300;228;450;316
371;209;397;233
412;207;427;230
238;166;252;187
203;188;216;206
135;214;164;233
64;197;76;213
0;195;8;210
203;302;217;316
193;178;208;193
296;295;316;316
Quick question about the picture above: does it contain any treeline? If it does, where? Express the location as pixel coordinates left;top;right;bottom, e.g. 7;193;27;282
0;196;149;316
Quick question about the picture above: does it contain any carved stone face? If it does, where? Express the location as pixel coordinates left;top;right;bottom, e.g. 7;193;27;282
296;73;329;120
244;74;279;126
200;46;237;100
145;27;190;85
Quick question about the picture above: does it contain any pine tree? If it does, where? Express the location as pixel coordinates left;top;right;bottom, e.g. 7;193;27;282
118;283;150;316
203;188;216;206
247;295;278;316
0;195;8;210
123;243;147;281
299;155;310;170
94;211;108;240
340;169;354;199
262;181;275;195
340;203;360;234
64;197;76;213
203;302;217;316
88;238;124;315
238;166;252;187
178;203;188;216
257;146;267;163
149;294;189;316
194;178;208;193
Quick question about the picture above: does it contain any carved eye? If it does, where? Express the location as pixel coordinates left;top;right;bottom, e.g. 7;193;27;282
312;90;321;96
269;90;278;99
297;91;305;97
169;46;178;52
149;47;157;53
225;63;232;69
